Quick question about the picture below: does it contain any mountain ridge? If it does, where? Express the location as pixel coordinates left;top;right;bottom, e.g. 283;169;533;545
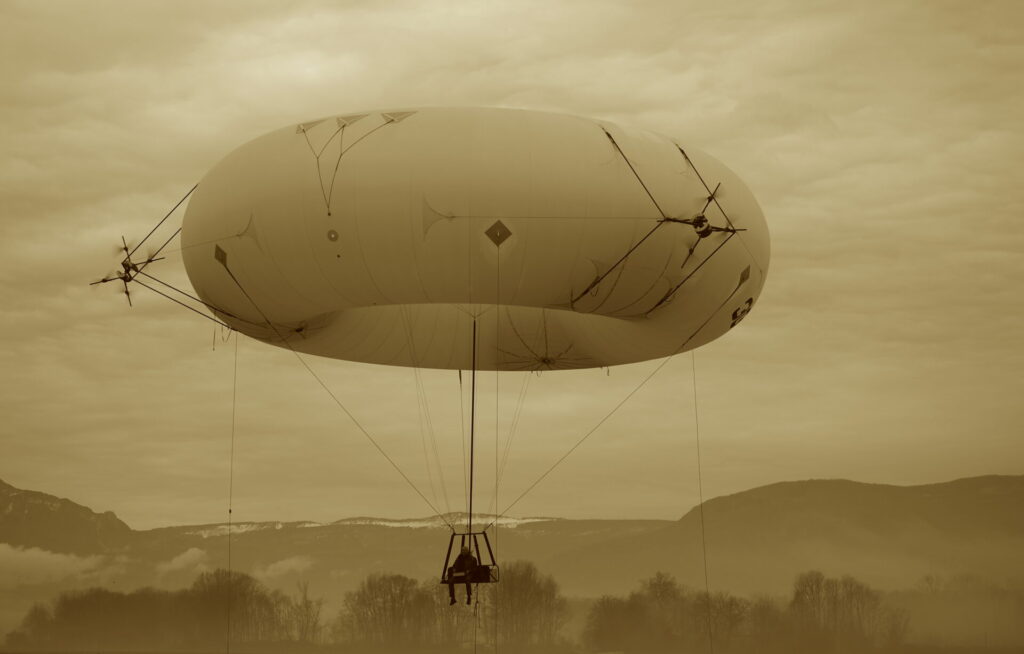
2;473;1022;638
0;477;132;555
2;473;1021;595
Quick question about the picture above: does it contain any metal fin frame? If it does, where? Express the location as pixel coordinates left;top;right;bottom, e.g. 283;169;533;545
439;530;500;584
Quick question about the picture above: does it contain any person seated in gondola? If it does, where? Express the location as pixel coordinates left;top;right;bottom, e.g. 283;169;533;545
447;546;477;605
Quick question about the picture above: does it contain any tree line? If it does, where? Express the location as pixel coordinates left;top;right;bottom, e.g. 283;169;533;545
4;561;568;652
585;570;909;653
9;562;1019;653
4;569;324;652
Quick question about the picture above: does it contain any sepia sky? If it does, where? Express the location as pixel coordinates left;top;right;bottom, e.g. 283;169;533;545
1;0;1022;530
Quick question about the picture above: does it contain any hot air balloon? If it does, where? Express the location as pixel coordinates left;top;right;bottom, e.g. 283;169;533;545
95;106;770;598
179;107;769;372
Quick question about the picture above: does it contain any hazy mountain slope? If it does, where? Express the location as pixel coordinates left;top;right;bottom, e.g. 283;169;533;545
1;474;1021;610
545;475;1024;596
129;515;671;595
0;478;132;555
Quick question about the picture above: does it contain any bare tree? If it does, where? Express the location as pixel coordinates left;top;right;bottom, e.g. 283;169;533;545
289;580;324;643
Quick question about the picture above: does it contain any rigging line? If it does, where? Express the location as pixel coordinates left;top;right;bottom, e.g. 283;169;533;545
677;146;732;230
469;319;478;533
459;370;469;520
158;234;238;257
403;312;442;515
128;184;197;258
570;126;672;306
397;307;435;505
218;263;454;529
134;270;263;328
301;123;346;213
327;114;396;215
325;124;347;209
585;258;631;314
677;277;748;353
645;233;736;315
571;222;666;305
677;145;761;277
131;279;232;328
399;307;452;516
423;365;454;516
487;355;675;527
134;227;183;278
497;373;532;487
494;237;500;654
602;228;682;316
483;370;532;519
691;352;715;654
602;127;670;219
225;331;238;654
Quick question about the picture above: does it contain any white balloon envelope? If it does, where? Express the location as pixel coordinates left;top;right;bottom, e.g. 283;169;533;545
181;107;769;370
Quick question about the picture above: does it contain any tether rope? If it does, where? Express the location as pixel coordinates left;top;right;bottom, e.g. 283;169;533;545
220;263;454;529
691;352;715;654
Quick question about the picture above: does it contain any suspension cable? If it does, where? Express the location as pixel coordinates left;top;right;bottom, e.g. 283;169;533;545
468;319;478;533
459;370;469;520
399;307;452;517
218;259;454;529
486;355;674;527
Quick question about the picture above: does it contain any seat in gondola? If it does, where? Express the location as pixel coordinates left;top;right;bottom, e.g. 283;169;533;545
440;531;499;584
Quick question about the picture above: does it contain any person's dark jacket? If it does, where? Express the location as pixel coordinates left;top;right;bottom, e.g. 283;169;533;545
452;552;477;575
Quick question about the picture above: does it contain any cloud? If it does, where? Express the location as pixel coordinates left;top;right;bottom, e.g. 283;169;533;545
254;555;315;581
1;0;1022;527
155;547;209;576
0;544;103;588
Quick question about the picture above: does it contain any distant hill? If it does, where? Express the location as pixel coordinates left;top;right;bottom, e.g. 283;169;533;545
0;478;132;555
546;475;1024;596
1;474;1022;636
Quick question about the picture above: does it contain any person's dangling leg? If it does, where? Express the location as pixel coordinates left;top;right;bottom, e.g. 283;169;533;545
448;572;457;605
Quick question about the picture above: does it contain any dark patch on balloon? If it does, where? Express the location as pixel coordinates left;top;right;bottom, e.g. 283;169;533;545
214;245;228;267
485;220;512;247
731;298;753;327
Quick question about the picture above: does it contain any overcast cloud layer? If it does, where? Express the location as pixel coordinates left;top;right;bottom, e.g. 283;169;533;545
1;0;1022;529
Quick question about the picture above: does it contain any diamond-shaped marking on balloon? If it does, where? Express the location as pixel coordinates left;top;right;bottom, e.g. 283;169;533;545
485;220;512;247
214;245;228;267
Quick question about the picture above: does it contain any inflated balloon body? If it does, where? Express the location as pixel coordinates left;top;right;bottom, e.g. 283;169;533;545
181;107;769;370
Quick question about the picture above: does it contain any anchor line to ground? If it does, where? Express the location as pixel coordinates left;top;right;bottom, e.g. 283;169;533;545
225;332;238;654
691;352;715;654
